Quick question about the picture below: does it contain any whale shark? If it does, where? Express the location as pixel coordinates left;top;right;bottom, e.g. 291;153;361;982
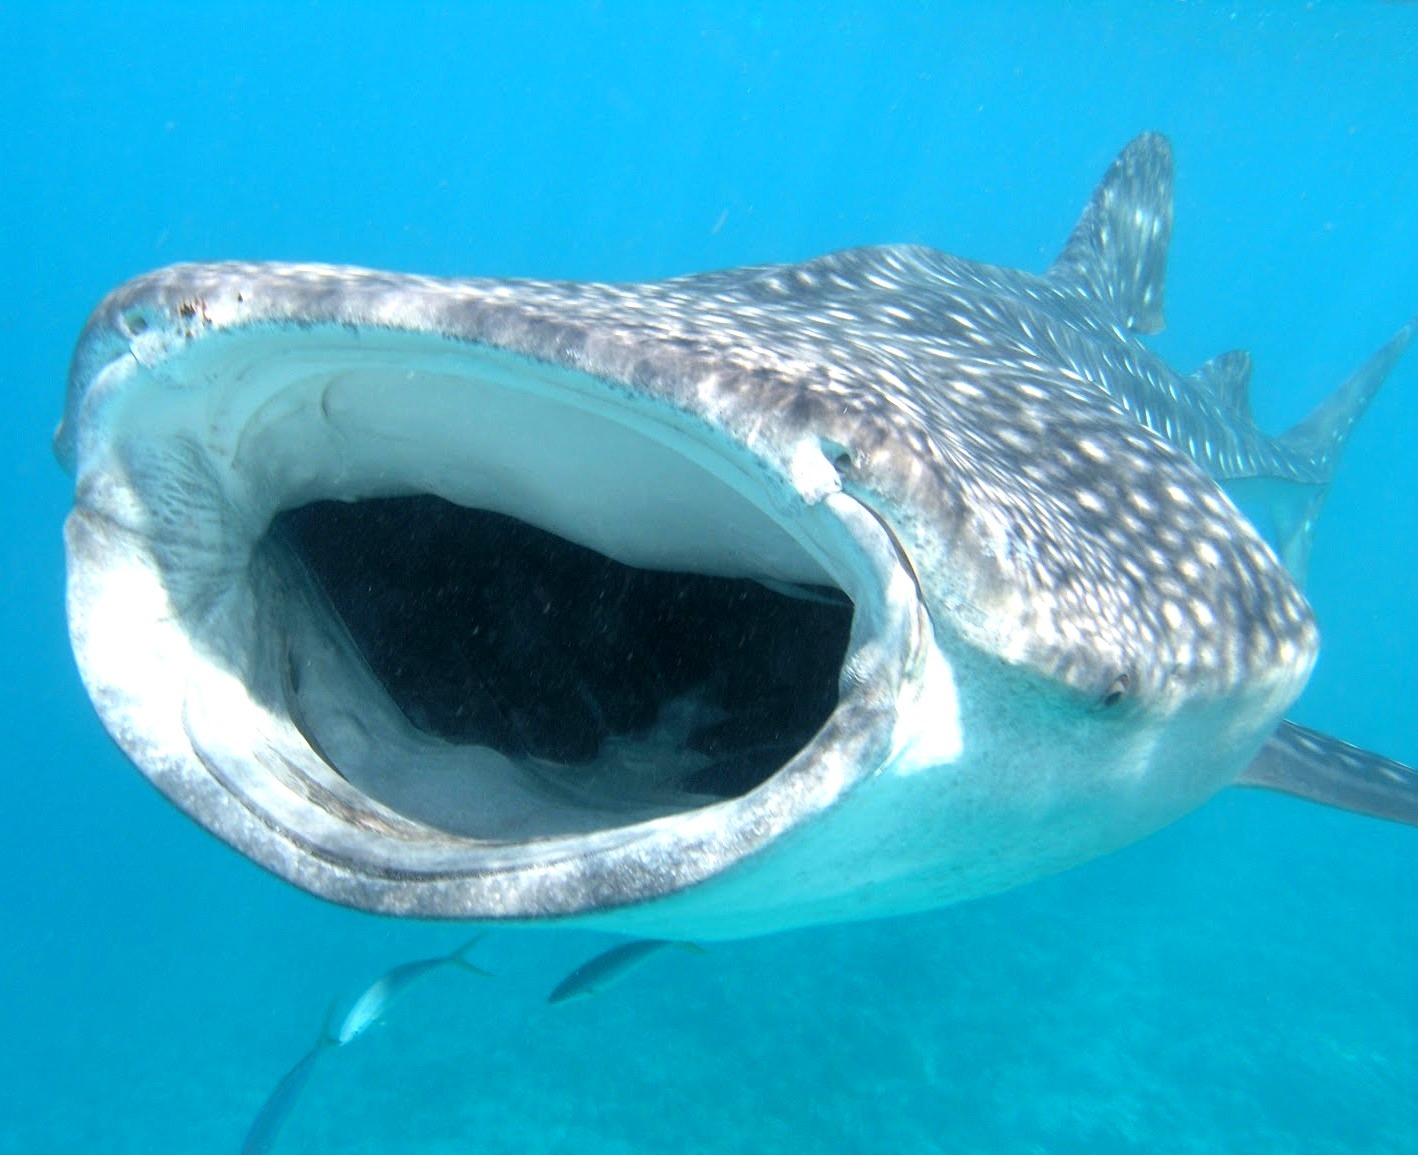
56;133;1416;939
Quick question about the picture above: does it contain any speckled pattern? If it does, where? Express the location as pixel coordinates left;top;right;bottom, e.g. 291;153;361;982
62;135;1319;709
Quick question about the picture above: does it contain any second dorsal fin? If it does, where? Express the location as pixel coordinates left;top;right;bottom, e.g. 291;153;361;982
1190;349;1254;422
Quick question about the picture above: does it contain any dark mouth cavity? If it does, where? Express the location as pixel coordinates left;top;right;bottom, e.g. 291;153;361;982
276;495;853;801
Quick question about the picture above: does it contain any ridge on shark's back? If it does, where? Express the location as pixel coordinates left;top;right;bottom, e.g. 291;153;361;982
56;133;1416;940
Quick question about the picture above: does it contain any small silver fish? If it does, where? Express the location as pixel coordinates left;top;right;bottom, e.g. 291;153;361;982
548;938;701;1004
241;1013;336;1155
336;934;490;1045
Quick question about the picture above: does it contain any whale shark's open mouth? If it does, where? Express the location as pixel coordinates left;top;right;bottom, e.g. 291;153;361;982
62;317;932;926
275;494;853;835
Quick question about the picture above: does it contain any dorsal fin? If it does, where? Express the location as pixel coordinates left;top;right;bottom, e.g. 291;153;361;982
1047;132;1174;335
1190;349;1254;422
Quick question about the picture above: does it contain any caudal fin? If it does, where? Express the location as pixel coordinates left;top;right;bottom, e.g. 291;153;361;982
1235;720;1418;827
1272;316;1417;578
451;932;494;978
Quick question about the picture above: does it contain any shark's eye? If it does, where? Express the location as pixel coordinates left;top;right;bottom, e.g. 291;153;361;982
1101;673;1130;707
119;307;150;337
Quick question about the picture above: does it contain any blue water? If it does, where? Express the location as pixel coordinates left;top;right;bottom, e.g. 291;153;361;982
3;3;1416;1151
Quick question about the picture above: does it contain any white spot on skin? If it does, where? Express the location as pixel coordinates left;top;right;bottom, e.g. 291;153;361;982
1075;489;1108;515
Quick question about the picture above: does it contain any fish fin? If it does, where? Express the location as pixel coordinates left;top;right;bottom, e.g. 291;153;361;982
1047;132;1174;335
1271;315;1417;581
317;1000;342;1050
673;941;710;955
1234;720;1418;826
1189;350;1253;423
452;933;494;978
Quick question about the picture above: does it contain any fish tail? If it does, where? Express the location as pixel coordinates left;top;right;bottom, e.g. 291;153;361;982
451;932;494;978
1273;314;1416;579
317;999;343;1049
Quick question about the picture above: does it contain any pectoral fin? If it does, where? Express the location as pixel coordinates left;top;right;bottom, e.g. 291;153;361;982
1235;720;1418;826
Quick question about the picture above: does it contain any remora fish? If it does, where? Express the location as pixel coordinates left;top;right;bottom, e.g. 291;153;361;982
56;133;1417;941
241;1015;336;1155
336;935;490;1044
548;939;689;1004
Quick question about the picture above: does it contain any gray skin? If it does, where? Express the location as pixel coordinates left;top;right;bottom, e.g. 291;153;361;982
56;134;1417;940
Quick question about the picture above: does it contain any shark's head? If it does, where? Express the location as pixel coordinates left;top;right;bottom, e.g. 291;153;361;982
57;136;1320;938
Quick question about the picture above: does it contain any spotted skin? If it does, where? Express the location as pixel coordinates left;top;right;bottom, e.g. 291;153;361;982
62;137;1323;711
56;133;1416;933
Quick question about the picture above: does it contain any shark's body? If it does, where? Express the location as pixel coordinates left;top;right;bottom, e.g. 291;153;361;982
57;134;1416;939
